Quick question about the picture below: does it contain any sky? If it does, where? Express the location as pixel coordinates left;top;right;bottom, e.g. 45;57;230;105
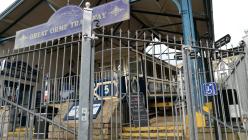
0;0;248;47
0;0;16;15
213;0;248;46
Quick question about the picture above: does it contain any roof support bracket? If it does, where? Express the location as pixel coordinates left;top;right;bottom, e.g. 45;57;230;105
171;0;181;14
46;0;57;12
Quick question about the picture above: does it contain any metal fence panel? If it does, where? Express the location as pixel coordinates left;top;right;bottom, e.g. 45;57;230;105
0;28;248;140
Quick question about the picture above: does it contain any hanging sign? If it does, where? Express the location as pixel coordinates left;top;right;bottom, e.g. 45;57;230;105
214;34;231;48
94;79;117;97
92;0;130;27
15;0;130;49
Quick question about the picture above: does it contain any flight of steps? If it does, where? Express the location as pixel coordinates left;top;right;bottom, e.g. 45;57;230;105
7;127;34;139
121;125;183;139
124;93;184;139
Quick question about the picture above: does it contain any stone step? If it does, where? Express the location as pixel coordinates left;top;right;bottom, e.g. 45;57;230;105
121;132;183;138
122;126;184;132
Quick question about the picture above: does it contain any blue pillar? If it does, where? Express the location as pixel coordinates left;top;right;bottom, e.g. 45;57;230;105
181;0;199;110
181;0;196;45
179;1;200;139
173;0;205;109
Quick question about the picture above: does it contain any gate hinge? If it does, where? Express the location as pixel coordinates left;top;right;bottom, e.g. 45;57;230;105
83;33;99;40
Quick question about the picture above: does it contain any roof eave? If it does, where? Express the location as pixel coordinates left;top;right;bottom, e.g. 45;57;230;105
0;0;24;20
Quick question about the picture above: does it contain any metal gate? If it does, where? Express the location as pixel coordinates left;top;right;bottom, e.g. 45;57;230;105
1;14;248;140
0;34;82;139
1;28;248;140
90;30;248;140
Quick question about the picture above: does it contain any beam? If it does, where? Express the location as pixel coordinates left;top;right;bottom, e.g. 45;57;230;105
95;0;102;6
79;0;85;7
131;13;160;50
153;29;182;35
0;35;15;43
138;22;182;31
203;0;214;41
131;14;182;50
131;13;159;37
130;0;141;4
46;0;57;12
131;9;208;21
113;22;123;34
0;0;44;36
0;0;24;20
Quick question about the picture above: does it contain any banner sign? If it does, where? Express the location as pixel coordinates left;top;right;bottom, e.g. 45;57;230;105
0;59;38;82
15;0;130;49
92;0;129;27
64;100;104;120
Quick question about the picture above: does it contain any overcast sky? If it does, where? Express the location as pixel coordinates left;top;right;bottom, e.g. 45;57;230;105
213;0;248;46
0;0;16;15
1;0;248;47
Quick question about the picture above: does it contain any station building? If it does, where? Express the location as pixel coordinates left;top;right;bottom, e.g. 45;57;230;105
3;1;247;140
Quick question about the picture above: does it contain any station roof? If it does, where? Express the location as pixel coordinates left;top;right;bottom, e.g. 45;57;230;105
0;0;214;43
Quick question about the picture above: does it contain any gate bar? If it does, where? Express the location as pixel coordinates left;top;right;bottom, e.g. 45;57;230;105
182;47;198;140
0;96;76;134
78;3;93;140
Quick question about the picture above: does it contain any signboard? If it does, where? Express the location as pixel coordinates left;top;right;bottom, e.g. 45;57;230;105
95;80;117;97
175;51;200;60
15;0;130;49
214;34;231;48
202;82;217;96
92;0;130;27
0;59;38;82
64;100;103;120
127;93;148;126
92;101;102;119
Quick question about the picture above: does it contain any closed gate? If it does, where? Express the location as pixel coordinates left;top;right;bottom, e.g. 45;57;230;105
1;5;248;140
0;27;248;140
0;34;82;139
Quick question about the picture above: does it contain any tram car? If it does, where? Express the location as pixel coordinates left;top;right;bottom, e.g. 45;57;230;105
94;47;178;100
39;46;178;108
93;47;179;120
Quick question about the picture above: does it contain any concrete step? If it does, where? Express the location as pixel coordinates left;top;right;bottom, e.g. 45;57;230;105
7;131;26;137
7;127;34;137
15;127;34;132
121;126;184;138
122;126;184;132
121;132;183;138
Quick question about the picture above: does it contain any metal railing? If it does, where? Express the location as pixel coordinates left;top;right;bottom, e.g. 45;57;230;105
0;28;247;140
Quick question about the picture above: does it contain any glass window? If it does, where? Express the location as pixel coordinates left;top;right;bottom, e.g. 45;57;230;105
163;67;169;80
130;61;142;75
156;64;161;78
146;60;153;77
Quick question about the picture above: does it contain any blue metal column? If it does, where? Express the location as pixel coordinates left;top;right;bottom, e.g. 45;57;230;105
181;0;196;45
180;1;199;140
180;0;199;106
179;2;221;140
172;0;202;139
173;0;205;110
